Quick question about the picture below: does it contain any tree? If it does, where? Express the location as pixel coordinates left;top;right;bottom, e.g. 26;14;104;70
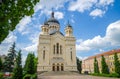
77;57;82;73
34;57;38;73
3;42;16;72
0;0;40;43
94;57;99;73
101;55;109;74
12;50;22;79
0;57;2;71
114;53;120;76
24;53;35;75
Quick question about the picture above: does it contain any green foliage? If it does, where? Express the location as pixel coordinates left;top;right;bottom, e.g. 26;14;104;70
114;53;120;76
101;55;109;74
3;42;16;72
76;57;82;73
24;53;35;75
34;57;38;73
23;74;37;79
0;72;4;79
90;73;119;78
0;0;40;43
12;50;23;79
0;57;2;71
94;57;99;73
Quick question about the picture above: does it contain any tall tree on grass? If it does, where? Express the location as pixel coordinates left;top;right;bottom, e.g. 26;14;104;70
34;57;38;73
0;57;2;71
12;50;22;79
3;42;16;72
0;0;40;43
94;57;99;73
77;57;82;73
101;55;109;74
114;53;120;76
24;53;35;74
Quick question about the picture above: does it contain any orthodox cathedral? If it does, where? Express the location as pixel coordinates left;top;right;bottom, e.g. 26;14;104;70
37;11;77;73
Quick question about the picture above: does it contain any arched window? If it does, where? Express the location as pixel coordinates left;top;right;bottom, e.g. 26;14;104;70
57;43;59;54
43;50;45;60
60;45;62;54
71;51;72;61
53;45;55;54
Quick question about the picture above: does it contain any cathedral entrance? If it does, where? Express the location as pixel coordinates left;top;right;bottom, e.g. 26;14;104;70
52;66;55;71
61;63;64;71
52;63;64;71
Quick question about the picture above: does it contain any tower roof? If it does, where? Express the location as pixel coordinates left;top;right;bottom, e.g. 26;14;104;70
46;11;60;24
66;21;72;28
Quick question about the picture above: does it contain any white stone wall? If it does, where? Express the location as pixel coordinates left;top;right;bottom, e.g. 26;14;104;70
37;32;77;72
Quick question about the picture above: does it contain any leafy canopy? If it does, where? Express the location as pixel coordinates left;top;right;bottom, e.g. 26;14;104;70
0;0;40;43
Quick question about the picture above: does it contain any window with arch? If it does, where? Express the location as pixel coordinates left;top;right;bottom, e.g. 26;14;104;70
53;45;55;54
57;43;59;54
60;45;62;54
71;51;72;61
43;50;45;60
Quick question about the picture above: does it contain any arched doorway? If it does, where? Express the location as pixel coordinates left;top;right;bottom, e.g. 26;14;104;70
61;63;64;71
57;63;59;71
52;64;55;71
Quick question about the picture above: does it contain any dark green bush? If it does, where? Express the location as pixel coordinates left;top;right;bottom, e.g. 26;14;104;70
109;73;119;77
0;72;3;79
32;73;37;79
90;73;119;78
23;74;37;79
23;74;31;79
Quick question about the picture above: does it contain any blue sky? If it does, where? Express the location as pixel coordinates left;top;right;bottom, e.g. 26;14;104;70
0;0;120;62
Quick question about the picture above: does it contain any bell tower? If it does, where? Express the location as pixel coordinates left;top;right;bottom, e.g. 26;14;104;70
65;22;73;37
41;21;49;35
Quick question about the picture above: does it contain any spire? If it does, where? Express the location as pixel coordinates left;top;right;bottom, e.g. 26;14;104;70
67;20;72;28
51;9;54;18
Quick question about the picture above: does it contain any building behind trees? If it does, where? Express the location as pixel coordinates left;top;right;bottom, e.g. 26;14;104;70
82;49;120;74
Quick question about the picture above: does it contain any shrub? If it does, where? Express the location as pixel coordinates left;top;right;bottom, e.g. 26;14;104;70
32;73;37;79
109;73;119;77
23;74;37;79
90;73;119;78
0;72;3;79
23;74;31;79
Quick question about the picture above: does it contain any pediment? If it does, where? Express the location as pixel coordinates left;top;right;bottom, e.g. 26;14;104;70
50;32;65;41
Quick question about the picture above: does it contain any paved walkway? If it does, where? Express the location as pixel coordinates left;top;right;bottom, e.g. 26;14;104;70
38;71;119;79
38;75;119;79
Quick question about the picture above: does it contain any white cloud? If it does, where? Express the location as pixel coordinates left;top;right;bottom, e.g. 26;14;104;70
90;9;105;17
17;16;31;33
0;32;17;55
54;11;64;19
23;31;40;52
23;43;37;52
106;20;120;45
76;20;120;52
98;0;114;6
34;0;68;12
68;0;114;17
77;56;88;60
69;0;97;12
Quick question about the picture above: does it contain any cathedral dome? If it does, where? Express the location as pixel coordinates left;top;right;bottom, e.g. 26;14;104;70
47;17;60;24
46;11;60;24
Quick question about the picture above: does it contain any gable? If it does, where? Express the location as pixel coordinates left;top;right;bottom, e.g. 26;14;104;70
50;32;65;42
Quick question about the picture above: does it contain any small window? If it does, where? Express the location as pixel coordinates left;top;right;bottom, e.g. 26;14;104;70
53;45;55;54
57;43;59;54
71;51;72;61
60;45;62;54
43;50;45;60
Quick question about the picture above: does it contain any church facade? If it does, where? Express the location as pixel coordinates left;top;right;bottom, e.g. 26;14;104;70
37;12;77;72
